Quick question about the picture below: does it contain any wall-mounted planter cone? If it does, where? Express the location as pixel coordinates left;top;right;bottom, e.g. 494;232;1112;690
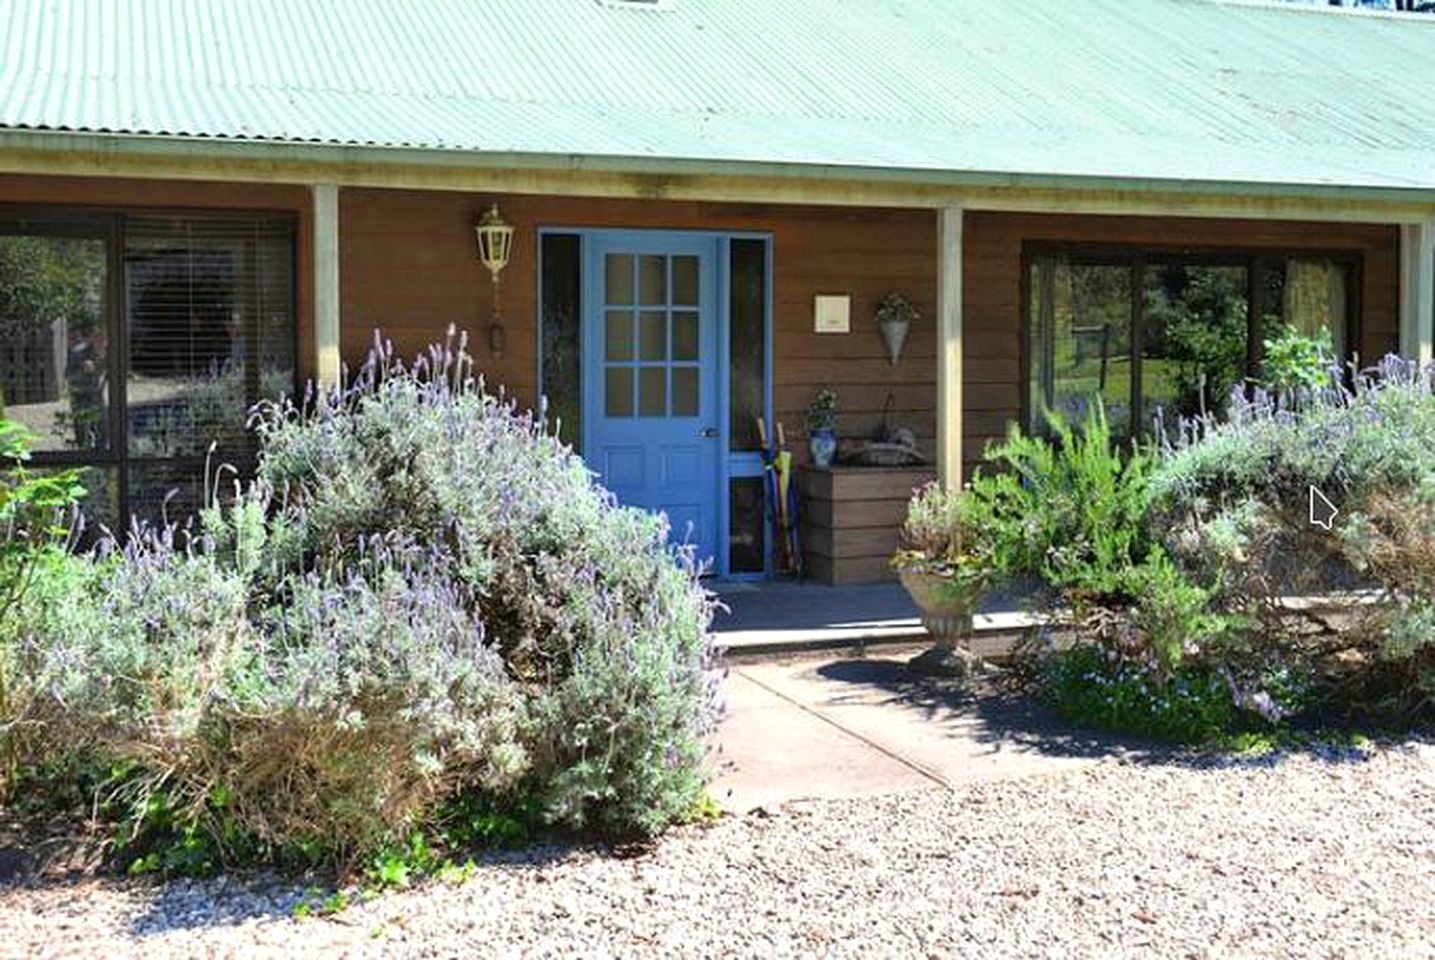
879;317;909;365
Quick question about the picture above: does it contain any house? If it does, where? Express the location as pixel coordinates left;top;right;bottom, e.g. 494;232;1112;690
1;0;1432;583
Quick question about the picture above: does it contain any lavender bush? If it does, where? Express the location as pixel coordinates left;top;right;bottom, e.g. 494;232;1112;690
1152;355;1435;720
5;333;719;868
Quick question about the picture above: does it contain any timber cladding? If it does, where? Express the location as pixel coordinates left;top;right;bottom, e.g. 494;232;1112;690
799;465;937;585
339;189;939;463
963;211;1400;470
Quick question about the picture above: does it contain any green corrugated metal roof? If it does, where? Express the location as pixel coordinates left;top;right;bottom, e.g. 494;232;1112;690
1;0;1433;194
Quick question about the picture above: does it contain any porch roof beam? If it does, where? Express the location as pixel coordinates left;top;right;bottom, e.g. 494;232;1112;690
3;130;1435;224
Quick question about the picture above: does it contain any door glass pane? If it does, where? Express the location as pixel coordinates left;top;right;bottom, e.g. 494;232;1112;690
672;366;699;416
638;367;666;417
605;254;633;306
0;234;109;452
729;238;767;452
1028;257;1133;436
672;310;699;361
639;255;666;305
729;476;766;574
540;233;582;450
605;367;634;417
672;255;699;306
639;310;667;361
605;310;634;361
1142;263;1248;426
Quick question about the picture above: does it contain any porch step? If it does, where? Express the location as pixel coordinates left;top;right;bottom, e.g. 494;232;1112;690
715;591;1040;662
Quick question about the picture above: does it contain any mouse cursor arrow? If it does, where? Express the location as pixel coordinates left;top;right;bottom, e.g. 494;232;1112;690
1309;485;1338;531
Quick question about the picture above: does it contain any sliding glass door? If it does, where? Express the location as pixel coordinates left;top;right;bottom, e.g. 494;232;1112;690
1027;247;1357;437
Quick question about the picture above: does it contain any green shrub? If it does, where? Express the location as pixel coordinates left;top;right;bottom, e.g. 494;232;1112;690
0;419;87;792
951;402;1244;737
1153;355;1435;721
1260;325;1335;394
963;401;1156;609
7;334;719;870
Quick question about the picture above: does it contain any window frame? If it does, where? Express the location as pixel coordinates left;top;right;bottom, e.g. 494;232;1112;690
0;203;300;522
1020;240;1363;434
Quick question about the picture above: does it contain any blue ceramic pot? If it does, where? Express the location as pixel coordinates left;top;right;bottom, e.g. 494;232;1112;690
808;428;837;467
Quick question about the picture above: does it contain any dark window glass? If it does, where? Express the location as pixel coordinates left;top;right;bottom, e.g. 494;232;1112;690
540;233;582;449
128;460;206;529
728;476;765;574
0;232;110;453
1141;263;1249;424
124;216;294;461
729;238;766;451
1029;249;1356;437
0;208;296;530
1027;257;1133;434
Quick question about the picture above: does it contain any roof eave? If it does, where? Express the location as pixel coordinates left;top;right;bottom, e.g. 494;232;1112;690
2;127;1433;222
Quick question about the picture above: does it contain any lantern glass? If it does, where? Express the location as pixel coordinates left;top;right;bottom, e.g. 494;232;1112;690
476;203;514;276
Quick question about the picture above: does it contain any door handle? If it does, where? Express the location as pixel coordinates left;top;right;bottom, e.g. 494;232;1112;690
698;427;718;439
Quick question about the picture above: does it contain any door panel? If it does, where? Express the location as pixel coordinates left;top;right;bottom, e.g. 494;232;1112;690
584;233;721;568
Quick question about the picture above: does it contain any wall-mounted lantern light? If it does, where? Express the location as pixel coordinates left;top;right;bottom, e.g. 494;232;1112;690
475;203;515;357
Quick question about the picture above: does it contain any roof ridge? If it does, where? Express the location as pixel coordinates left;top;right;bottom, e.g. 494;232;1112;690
1196;0;1435;23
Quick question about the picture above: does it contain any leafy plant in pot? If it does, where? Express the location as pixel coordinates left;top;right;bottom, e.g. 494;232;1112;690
891;481;994;676
806;388;838;468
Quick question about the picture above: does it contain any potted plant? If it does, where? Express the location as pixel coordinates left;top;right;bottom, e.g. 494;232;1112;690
805;387;838;468
891;481;993;676
875;292;919;366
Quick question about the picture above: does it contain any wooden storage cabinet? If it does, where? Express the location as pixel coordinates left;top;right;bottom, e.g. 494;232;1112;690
799;465;936;585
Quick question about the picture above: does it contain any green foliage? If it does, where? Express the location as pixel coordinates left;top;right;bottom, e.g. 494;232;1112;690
964;401;1156;607
4;335;719;874
0;419;87;792
891;481;991;595
1145;264;1249;419
805;387;837;433
1045;644;1239;743
0;419;86;622
1154;355;1435;721
1261;325;1335;393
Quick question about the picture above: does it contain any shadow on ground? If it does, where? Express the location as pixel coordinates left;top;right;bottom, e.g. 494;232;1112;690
812;654;1389;769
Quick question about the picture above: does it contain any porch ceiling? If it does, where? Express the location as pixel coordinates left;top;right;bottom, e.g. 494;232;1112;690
2;0;1435;203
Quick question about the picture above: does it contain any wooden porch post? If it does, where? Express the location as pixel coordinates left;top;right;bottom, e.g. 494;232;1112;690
1400;218;1435;366
936;203;964;489
312;183;342;386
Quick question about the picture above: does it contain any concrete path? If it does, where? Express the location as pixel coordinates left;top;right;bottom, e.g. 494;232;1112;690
711;649;1114;813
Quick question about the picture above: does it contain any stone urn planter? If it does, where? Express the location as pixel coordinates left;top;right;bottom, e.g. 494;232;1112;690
899;567;983;677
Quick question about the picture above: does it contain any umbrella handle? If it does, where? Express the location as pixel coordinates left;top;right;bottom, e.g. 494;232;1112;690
755;415;769;451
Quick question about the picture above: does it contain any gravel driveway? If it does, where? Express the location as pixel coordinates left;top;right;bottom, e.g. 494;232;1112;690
4;741;1432;959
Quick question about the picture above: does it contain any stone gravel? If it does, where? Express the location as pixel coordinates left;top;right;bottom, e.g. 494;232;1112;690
4;740;1432;959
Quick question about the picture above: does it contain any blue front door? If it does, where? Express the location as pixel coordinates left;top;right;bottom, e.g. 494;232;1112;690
583;233;721;568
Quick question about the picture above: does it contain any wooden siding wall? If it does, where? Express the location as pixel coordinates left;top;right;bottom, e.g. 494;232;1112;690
962;212;1401;468
339;190;938;459
0;180;1404;491
0;174;315;379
